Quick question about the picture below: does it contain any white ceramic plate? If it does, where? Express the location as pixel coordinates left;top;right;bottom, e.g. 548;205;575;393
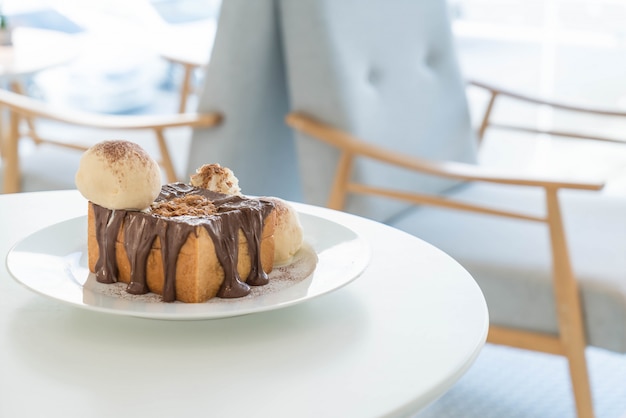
6;210;370;320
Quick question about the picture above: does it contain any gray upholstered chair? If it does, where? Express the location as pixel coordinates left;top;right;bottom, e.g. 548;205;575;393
277;1;626;418
185;0;302;201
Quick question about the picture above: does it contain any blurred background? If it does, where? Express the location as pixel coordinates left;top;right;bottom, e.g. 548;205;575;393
452;0;626;197
5;0;626;111
2;0;625;194
1;0;221;114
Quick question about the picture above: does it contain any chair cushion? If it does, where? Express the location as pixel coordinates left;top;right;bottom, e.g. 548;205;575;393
390;183;626;352
281;0;478;222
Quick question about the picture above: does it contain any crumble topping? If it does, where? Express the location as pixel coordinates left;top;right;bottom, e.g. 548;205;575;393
190;163;241;195
151;194;217;217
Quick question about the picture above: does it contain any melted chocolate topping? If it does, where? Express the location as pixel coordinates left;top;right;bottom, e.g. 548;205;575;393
92;183;274;302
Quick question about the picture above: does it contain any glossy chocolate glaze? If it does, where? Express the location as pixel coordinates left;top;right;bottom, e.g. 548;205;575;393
92;183;274;302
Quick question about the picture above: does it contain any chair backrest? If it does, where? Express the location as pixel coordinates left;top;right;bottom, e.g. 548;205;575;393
280;0;478;222
186;0;302;201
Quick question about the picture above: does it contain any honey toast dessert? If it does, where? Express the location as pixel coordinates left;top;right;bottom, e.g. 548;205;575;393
75;140;303;303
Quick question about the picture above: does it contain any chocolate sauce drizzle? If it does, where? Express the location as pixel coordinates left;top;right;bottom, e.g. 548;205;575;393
93;209;125;284
92;183;274;302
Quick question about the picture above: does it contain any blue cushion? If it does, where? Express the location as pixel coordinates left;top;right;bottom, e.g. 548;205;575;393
187;0;302;201
281;0;478;222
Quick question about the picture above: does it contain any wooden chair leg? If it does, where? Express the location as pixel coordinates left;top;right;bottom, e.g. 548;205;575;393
477;89;498;143
327;151;353;210
9;81;40;145
2;109;21;193
178;64;194;114
566;348;594;418
154;128;178;183
546;188;595;418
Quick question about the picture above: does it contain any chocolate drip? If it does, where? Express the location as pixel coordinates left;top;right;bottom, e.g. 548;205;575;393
123;216;157;295
91;183;275;302
239;207;269;286
160;220;193;302
93;206;125;284
202;212;250;298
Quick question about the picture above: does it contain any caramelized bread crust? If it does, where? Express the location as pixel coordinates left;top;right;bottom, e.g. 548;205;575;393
87;200;276;303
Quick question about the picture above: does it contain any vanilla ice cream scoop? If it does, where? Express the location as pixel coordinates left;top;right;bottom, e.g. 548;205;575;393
75;140;162;210
265;197;304;265
190;163;241;195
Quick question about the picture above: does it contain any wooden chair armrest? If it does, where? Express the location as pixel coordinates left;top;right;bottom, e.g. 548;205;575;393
468;79;626;144
468;79;626;117
0;88;221;130
286;112;604;192
0;87;222;193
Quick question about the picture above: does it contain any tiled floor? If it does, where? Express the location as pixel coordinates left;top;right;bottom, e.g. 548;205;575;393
416;344;626;418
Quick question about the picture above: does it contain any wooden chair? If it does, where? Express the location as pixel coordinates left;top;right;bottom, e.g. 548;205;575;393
285;104;626;418
0;88;221;193
280;1;626;417
161;52;208;114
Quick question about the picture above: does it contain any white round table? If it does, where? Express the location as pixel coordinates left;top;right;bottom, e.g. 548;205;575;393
0;190;488;418
0;27;80;80
0;27;82;193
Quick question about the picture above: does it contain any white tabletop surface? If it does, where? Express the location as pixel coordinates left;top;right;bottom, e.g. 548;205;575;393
0;27;81;79
0;190;488;418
